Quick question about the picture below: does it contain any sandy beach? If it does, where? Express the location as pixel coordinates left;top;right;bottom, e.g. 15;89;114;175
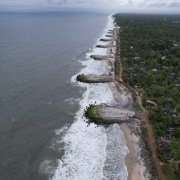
106;24;151;180
108;80;150;180
78;16;152;179
121;124;150;180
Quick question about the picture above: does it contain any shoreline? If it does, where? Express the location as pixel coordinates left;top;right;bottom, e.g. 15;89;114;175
121;124;150;180
75;14;152;179
107;17;151;180
108;81;150;180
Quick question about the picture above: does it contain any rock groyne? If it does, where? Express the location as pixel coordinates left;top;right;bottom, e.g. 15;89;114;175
85;105;135;124
77;74;114;83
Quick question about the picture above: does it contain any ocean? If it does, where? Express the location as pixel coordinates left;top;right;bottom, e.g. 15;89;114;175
0;12;128;180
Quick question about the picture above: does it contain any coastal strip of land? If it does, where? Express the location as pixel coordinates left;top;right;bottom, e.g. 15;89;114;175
76;16;157;180
109;26;154;179
115;14;180;180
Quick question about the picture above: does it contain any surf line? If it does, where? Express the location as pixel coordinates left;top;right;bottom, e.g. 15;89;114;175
76;17;136;125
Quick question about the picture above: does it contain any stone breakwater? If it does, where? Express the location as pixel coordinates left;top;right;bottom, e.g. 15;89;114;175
76;24;136;124
51;15;131;180
90;55;114;60
100;38;112;42
98;106;135;124
76;16;153;180
77;74;114;83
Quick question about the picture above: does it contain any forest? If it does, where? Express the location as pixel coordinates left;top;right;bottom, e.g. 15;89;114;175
115;14;180;179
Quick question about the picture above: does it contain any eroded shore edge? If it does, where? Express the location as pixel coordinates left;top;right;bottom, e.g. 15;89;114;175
112;16;158;180
112;18;156;180
76;15;157;180
104;17;157;180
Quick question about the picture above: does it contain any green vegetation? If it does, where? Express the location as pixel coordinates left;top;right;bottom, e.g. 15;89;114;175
115;14;180;177
167;173;180;180
84;105;102;124
76;74;88;83
132;101;142;111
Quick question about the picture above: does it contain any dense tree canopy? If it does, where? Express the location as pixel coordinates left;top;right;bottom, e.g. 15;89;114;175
115;14;180;177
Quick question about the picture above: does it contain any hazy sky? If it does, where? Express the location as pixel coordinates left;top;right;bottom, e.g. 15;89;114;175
0;0;180;13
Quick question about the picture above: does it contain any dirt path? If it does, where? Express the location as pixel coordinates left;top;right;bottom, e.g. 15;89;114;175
137;95;166;180
116;77;165;179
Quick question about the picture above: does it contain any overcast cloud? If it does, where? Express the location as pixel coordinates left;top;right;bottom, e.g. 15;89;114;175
0;0;180;12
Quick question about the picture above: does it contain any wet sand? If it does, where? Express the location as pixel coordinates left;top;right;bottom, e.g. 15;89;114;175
121;124;150;180
108;81;149;180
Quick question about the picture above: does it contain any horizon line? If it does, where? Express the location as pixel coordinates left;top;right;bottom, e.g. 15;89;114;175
0;9;180;15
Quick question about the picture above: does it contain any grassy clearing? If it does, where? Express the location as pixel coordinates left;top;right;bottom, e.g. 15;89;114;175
85;105;102;124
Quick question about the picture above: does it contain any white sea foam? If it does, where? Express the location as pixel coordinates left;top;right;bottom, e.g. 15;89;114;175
52;83;115;180
64;97;81;105
97;41;109;46
88;46;108;56
51;15;129;180
101;15;114;38
81;59;108;75
103;124;129;180
40;160;57;176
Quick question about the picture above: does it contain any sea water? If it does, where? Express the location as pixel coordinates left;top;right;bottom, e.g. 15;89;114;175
0;12;128;180
51;16;129;180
